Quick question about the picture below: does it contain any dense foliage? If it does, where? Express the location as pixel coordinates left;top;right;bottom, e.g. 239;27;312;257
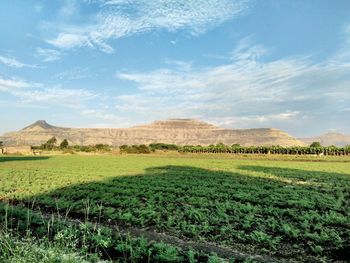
38;136;58;150
149;143;179;151
310;141;322;148
33;140;112;153
0;155;349;262
71;144;112;152
59;139;69;149
30;139;350;156
120;144;152;154
180;143;350;155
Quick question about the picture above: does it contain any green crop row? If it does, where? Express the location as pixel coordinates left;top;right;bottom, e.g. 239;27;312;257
0;203;242;263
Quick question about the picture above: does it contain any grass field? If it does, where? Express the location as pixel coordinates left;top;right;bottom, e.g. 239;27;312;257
0;154;349;262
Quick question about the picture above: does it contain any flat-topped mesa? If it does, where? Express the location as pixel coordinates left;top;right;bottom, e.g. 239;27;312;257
0;118;306;147
132;119;219;130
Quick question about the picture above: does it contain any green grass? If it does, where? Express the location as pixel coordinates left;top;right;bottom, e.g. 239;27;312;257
0;232;103;263
0;154;349;262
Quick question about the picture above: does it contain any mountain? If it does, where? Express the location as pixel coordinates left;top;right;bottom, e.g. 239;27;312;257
300;132;350;147
0;119;305;147
22;120;56;131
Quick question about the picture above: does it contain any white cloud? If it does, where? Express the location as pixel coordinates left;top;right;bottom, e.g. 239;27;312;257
47;33;93;49
164;59;193;71
47;0;249;52
80;108;122;122
14;88;97;107
116;56;311;100
240;111;301;123
0;76;35;91
206;111;303;128
230;37;268;61
55;67;90;80
0;55;37;68
328;24;350;65
0;75;97;108
114;38;350;133
36;48;61;62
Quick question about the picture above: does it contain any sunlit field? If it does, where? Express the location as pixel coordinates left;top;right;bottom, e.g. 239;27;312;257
1;154;349;262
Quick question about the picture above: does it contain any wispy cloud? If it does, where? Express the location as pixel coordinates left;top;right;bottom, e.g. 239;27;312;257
207;111;304;128
80;108;123;122
330;24;350;64
0;76;34;91
46;0;249;53
0;55;37;68
164;59;193;71
14;88;97;107
230;37;268;61
47;33;93;50
115;37;350;133
36;48;61;62
0;75;97;108
59;0;78;18
55;67;90;80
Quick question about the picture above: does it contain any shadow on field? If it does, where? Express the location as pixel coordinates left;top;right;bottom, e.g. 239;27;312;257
14;165;350;261
0;156;50;163
238;165;350;184
29;164;349;221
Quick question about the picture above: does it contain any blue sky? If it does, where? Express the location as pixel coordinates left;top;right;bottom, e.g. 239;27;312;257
0;0;349;137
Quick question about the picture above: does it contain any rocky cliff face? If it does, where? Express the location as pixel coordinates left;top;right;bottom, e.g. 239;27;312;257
300;132;350;147
0;119;305;147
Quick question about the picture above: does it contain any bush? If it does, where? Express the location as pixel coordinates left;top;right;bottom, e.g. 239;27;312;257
40;137;57;150
149;143;179;151
60;139;69;149
120;145;151;154
310;142;322;148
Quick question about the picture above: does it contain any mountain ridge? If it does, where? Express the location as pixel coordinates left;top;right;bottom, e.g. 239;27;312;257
22;120;57;131
300;132;350;147
1;119;305;147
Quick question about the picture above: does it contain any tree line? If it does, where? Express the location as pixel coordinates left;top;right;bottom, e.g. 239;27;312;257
179;143;350;156
119;143;179;153
32;137;111;152
30;137;350;156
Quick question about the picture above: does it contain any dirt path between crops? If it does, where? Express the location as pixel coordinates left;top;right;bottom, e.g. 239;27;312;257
1;200;284;262
110;225;275;262
29;209;279;262
66;219;276;262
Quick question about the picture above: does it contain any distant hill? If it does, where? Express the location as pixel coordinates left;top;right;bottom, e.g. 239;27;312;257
0;119;305;147
300;132;350;147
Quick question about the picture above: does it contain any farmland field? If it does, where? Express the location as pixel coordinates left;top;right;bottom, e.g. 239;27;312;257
0;154;349;262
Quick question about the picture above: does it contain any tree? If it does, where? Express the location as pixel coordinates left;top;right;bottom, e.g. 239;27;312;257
60;139;69;149
41;137;57;150
149;143;178;151
310;141;322;148
47;137;57;145
0;141;3;148
119;144;151;154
